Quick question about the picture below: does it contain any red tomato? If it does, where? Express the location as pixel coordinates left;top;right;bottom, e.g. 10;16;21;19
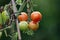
29;21;39;31
31;11;42;22
18;12;28;21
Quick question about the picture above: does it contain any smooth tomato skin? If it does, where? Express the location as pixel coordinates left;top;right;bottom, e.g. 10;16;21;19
29;21;39;31
31;11;42;22
21;12;28;16
19;21;28;31
18;12;28;21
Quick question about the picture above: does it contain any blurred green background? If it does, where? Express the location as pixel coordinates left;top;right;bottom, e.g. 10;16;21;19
0;0;60;40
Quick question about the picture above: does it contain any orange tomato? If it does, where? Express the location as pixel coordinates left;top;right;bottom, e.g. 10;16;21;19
31;11;42;22
18;12;28;21
29;21;39;31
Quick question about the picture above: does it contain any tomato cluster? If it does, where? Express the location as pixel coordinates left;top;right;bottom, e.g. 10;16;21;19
18;11;42;31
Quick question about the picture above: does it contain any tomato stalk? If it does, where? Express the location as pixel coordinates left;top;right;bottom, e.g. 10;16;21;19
27;0;31;21
11;0;21;40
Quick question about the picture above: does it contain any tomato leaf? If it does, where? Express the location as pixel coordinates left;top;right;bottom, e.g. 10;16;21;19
23;29;34;36
11;32;18;40
16;0;22;5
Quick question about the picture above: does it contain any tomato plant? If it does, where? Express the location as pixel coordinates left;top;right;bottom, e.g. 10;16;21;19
0;0;43;40
31;11;42;23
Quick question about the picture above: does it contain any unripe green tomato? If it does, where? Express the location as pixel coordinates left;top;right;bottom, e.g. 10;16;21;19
0;32;2;38
19;21;28;31
2;10;9;24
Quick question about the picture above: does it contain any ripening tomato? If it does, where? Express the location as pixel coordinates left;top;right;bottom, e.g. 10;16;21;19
29;21;39;31
18;12;28;21
19;21;28;31
31;11;42;22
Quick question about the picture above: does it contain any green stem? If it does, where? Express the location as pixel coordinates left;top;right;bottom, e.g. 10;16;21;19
0;26;11;32
4;30;8;37
18;0;27;13
30;0;34;12
27;0;31;21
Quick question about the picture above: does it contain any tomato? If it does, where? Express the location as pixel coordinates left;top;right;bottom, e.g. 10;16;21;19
31;11;42;22
29;21;39;31
2;11;9;24
19;21;28;31
18;12;28;21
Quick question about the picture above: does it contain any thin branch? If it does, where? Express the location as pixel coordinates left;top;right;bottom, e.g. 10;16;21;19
27;0;31;21
16;19;21;40
11;0;21;40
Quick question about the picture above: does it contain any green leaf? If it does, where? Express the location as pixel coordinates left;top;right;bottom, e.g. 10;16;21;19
0;32;2;39
16;0;22;5
11;32;18;40
23;29;34;36
10;21;16;34
26;30;34;36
